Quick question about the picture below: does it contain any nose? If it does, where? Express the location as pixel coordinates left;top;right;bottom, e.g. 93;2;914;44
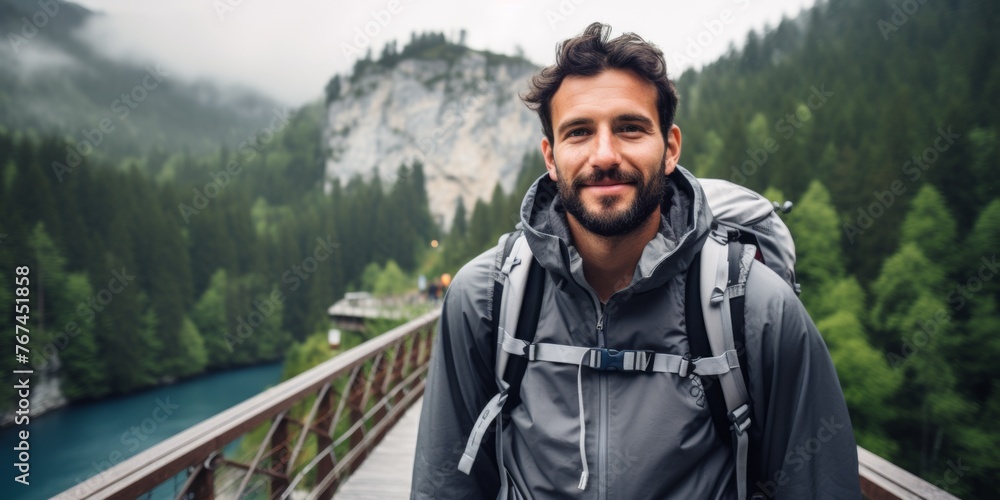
590;126;622;169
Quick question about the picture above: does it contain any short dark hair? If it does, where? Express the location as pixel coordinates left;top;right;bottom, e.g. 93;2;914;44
522;22;679;144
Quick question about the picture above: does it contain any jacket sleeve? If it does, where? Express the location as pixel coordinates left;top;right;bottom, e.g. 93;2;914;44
411;251;501;499
743;264;862;499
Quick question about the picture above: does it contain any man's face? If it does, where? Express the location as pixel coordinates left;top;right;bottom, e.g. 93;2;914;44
541;68;682;237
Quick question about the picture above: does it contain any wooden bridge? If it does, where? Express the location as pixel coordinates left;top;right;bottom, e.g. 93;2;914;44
53;308;959;499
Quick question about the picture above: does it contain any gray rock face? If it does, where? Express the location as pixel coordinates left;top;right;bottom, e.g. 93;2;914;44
323;52;542;229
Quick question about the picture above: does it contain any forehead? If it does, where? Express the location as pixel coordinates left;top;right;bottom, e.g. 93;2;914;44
550;69;659;127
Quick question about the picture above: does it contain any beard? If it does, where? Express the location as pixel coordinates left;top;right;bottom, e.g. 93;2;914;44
557;156;670;238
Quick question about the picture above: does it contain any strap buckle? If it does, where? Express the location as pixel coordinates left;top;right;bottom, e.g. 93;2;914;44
679;353;693;378
587;348;654;372
729;403;752;435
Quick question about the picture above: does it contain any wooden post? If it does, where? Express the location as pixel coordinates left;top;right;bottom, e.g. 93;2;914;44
188;463;214;500
315;388;337;499
270;416;290;497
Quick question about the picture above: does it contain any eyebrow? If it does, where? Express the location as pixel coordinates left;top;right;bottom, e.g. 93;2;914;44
556;117;594;137
615;114;655;127
556;114;656;136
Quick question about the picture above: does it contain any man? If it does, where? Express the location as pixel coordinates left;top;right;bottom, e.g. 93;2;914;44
412;23;860;499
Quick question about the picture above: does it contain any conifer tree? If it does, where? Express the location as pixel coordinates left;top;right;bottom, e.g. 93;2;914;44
899;184;958;273
59;273;108;399
192;269;231;368
785;181;844;307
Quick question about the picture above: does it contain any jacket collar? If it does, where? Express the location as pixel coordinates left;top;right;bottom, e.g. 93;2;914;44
518;165;712;297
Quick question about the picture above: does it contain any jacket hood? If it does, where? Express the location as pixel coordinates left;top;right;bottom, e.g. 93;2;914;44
518;165;713;296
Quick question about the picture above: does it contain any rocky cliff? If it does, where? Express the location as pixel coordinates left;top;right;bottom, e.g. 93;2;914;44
323;46;541;229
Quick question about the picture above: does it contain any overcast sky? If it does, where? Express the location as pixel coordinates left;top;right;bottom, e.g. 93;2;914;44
73;0;819;106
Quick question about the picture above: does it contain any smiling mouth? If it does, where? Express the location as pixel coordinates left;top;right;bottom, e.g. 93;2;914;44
581;182;633;195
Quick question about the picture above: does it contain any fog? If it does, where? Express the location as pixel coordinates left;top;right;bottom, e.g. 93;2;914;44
71;0;819;106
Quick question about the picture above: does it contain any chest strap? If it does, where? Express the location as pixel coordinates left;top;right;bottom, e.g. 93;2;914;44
501;332;740;377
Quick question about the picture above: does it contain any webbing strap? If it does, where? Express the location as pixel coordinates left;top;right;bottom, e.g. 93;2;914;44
458;389;508;474
495;236;531;384
735;420;750;499
700;229;753;500
459;235;536;478
501;333;739;376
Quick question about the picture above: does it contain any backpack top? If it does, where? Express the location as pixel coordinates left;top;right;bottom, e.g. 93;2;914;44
700;178;800;295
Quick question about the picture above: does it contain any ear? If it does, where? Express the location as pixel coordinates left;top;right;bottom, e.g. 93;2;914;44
541;137;558;181
664;124;682;175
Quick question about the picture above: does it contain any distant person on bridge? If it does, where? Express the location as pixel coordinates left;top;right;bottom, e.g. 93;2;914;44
413;22;860;499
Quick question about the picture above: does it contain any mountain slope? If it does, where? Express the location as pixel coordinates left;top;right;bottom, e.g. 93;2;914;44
323;37;540;228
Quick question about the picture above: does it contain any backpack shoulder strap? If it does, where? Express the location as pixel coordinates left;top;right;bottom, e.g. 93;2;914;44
458;231;541;485
488;230;522;361
698;226;755;500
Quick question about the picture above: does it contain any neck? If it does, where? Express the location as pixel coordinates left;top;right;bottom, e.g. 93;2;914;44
567;209;661;303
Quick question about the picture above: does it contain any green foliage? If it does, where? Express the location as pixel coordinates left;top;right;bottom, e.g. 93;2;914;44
282;334;333;381
818;276;867;321
675;0;1000;283
785;181;844;311
963;199;1000;301
360;262;382;292
900;185;958;271
0;101;438;401
870;244;945;347
760;187;786;207
816;310;900;457
373;260;411;297
28;222;67;348
192;269;231;368
174;316;209;377
691;130;723;178
58;273;107;400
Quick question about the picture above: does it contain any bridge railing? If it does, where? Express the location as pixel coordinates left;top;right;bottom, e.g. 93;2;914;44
54;304;960;500
858;446;960;499
55;308;440;500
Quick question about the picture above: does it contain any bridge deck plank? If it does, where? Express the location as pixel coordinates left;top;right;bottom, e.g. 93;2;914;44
335;398;423;499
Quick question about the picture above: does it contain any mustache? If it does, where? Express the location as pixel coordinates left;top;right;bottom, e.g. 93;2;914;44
570;168;644;190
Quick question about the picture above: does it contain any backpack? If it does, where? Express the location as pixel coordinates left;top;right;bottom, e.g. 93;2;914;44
457;178;798;500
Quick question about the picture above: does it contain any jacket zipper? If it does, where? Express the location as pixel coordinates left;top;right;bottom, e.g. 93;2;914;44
594;299;609;500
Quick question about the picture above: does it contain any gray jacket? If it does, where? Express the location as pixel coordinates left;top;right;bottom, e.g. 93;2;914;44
412;167;861;499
